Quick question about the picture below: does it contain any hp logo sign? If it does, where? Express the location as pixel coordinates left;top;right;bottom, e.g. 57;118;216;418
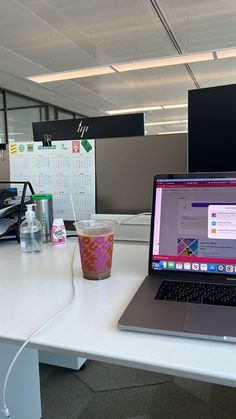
77;121;89;138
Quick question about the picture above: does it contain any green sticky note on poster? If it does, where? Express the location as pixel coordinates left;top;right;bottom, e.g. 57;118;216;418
81;139;92;152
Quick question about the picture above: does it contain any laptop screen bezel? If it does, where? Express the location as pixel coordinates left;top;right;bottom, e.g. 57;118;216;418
148;172;236;277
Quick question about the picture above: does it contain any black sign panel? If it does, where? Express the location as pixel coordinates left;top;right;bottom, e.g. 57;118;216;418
33;113;144;144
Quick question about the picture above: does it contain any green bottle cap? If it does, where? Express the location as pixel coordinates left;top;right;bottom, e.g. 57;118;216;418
31;194;53;200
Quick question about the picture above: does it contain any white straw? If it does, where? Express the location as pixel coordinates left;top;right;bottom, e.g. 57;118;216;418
70;194;77;223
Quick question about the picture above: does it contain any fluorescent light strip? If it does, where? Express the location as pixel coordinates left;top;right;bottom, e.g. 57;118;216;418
26;50;215;84
157;130;187;135
0;132;23;135
216;48;236;59
163;103;187;109
146;120;187;126
107;105;162;115
27;66;115;83
113;52;214;72
26;47;236;85
107;103;187;115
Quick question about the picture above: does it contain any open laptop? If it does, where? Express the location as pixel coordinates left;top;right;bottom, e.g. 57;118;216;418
118;172;236;342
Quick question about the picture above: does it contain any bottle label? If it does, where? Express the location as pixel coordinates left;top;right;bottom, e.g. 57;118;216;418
51;224;66;245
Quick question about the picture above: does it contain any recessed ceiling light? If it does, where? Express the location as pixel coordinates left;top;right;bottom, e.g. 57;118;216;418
113;52;214;72
26;66;115;83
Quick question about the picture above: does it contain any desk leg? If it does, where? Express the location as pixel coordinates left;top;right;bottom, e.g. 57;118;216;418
39;350;86;370
0;342;41;419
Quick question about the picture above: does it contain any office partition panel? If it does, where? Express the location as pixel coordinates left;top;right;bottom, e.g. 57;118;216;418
96;133;187;214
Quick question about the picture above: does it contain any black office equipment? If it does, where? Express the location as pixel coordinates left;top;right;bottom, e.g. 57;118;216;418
0;181;35;242
0;188;17;208
188;83;236;172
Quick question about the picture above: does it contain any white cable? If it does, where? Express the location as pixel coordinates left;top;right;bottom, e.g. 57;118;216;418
121;212;151;222
1;241;78;417
115;212;151;228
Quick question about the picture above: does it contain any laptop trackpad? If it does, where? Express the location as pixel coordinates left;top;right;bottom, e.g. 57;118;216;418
183;304;236;337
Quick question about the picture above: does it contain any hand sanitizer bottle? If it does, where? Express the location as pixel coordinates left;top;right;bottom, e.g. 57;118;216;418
20;204;43;254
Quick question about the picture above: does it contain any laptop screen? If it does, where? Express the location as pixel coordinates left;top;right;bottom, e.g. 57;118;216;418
151;175;236;276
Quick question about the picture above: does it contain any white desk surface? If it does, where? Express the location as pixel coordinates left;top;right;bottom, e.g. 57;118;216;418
1;239;236;387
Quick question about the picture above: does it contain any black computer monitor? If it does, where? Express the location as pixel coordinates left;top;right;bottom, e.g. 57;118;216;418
188;83;236;172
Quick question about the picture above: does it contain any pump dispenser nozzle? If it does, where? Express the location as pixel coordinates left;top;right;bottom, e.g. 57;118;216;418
25;204;36;222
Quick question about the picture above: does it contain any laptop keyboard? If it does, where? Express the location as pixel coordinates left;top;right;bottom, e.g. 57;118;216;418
155;280;236;307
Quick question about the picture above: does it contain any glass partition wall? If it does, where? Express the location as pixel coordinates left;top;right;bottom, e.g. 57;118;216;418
0;89;84;145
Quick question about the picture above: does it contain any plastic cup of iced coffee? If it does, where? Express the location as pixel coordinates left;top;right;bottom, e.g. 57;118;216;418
74;220;117;280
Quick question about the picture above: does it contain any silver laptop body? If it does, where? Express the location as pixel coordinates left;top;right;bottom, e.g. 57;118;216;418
118;172;236;342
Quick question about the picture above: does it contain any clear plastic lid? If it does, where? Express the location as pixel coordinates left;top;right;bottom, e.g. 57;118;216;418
74;220;117;236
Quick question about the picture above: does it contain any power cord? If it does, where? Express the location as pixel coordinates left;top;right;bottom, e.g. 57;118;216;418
116;212;151;227
1;241;78;417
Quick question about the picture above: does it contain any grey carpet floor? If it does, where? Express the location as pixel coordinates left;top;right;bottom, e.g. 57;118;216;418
40;361;236;419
